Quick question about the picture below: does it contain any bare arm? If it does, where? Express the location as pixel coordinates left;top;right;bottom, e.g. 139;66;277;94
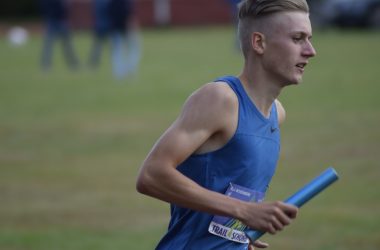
136;83;243;217
136;83;297;234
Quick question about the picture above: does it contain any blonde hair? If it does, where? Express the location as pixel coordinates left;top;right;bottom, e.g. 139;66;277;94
237;0;309;57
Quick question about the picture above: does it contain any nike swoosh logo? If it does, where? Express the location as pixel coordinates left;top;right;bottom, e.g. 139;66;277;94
270;127;277;133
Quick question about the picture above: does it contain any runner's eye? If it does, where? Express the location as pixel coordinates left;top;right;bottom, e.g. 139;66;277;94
293;37;302;42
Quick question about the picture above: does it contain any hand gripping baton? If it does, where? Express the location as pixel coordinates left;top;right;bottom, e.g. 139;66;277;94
245;167;339;242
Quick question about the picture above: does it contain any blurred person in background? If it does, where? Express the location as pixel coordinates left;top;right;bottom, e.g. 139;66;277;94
123;12;142;78
39;0;80;71
109;0;135;79
88;0;137;79
137;0;316;249
88;0;111;69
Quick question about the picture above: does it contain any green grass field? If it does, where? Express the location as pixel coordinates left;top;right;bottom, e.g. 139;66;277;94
0;26;379;249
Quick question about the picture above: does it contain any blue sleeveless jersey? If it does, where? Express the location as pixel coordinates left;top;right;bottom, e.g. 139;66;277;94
156;76;281;250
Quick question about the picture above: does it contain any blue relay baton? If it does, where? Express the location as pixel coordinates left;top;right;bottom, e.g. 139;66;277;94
245;167;339;242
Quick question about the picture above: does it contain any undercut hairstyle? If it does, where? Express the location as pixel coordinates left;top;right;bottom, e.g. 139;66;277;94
237;0;309;58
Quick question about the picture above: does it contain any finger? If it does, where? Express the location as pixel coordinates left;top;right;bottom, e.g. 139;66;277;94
267;222;277;235
278;202;298;219
270;215;284;231
253;240;269;248
273;208;292;226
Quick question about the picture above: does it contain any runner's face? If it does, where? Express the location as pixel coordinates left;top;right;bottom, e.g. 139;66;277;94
262;11;316;86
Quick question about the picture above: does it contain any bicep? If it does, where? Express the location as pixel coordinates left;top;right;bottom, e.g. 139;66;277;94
144;83;235;169
137;83;237;201
146;119;209;168
136;111;216;202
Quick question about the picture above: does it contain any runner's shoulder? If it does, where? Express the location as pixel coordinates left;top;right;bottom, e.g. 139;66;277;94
187;81;238;112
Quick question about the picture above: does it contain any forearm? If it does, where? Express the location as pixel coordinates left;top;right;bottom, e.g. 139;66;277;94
136;160;247;220
137;159;299;235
